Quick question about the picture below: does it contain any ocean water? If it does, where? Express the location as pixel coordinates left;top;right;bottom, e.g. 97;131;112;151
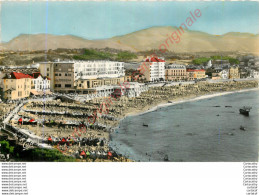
110;89;259;162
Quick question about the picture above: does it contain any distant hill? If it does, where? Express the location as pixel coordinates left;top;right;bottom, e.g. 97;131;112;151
0;26;258;54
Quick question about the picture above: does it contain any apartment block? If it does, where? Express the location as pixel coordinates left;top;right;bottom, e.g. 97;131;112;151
165;64;187;81
139;57;165;82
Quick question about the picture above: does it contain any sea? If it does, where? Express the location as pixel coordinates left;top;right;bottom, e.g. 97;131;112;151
110;89;259;162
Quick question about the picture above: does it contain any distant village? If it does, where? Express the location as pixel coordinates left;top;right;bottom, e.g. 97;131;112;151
0;55;258;101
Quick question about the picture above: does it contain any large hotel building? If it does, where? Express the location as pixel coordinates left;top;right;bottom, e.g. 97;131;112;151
165;64;187;81
39;60;125;93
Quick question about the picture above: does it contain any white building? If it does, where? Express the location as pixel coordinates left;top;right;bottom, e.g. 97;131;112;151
207;60;212;68
141;57;165;82
73;60;125;80
250;70;259;79
124;82;149;98
220;69;229;79
30;73;51;94
39;60;125;92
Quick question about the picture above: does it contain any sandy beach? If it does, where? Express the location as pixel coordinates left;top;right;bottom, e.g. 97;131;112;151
125;87;259;118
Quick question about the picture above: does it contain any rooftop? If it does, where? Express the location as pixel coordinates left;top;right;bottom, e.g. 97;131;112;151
4;72;33;79
145;57;165;63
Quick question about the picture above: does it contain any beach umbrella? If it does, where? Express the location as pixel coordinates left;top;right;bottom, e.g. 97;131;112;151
18;118;23;125
107;151;112;159
80;151;86;156
29;119;35;122
61;138;66;143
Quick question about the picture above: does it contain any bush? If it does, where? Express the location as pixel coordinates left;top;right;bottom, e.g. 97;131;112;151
0;140;14;155
23;148;76;162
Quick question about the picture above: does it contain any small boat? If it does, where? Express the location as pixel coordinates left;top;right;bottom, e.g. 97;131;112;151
143;123;148;127
225;106;232;108
240;126;246;131
239;106;252;116
164;154;169;161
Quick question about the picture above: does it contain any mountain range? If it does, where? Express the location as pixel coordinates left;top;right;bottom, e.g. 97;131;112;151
0;26;258;54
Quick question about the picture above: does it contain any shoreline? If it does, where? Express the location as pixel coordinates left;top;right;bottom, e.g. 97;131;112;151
116;87;259;125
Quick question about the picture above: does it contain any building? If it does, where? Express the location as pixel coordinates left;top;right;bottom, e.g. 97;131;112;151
75;77;122;94
74;60;125;80
53;62;75;93
1;67;39;75
39;60;125;93
239;68;250;79
207;60;212;68
139;57;165;82
38;62;55;90
124;75;132;82
212;69;228;80
165;64;187;81
186;69;206;80
212;59;230;68
250;70;259;79
220;69;229;79
2;72;32;100
30;72;51;95
228;67;240;79
124;82;148;98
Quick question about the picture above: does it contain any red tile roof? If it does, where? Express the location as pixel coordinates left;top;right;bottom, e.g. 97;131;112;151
9;72;33;79
145;57;165;62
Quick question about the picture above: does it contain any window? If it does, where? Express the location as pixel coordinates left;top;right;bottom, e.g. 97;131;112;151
47;73;49;76
59;74;61;76
65;84;71;88
47;68;49;71
55;74;58;76
65;73;67;76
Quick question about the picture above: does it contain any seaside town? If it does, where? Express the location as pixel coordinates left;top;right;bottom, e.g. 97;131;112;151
0;50;258;162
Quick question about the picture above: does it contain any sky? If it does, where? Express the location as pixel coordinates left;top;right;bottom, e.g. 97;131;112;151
1;1;259;42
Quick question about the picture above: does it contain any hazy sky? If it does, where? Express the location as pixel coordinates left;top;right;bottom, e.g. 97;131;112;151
1;1;259;42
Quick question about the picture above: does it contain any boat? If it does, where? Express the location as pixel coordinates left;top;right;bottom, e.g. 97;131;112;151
239;106;252;116
225;106;232;108
143;123;148;127
240;126;246;131
164;154;169;161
